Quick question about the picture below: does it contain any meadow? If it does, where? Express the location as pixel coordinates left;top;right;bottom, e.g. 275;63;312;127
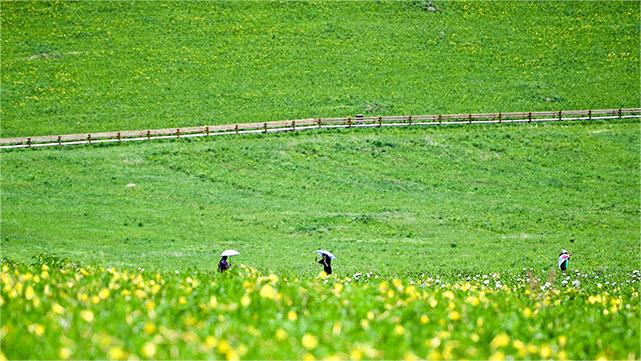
2;255;640;360
1;121;639;275
1;1;640;359
1;1;639;137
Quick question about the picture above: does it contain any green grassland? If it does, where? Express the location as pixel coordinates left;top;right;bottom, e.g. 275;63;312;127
2;121;639;276
1;1;640;137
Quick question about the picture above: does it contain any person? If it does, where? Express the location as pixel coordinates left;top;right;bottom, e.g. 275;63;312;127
218;255;231;272
558;249;570;272
318;253;332;275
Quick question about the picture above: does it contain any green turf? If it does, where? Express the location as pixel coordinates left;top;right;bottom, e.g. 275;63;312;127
2;121;639;276
1;1;639;137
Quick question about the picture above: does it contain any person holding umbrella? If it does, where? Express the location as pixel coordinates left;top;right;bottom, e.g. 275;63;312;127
316;249;335;275
218;249;240;273
558;249;570;272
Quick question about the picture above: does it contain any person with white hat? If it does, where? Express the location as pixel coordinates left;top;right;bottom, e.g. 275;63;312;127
558;249;570;272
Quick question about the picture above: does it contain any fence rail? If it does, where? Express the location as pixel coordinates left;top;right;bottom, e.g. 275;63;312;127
2;108;640;150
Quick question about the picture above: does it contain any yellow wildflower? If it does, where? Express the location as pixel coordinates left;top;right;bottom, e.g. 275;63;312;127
420;315;430;324
512;340;526;358
226;349;240;361
80;310;94;323
392;278;404;291
259;284;279;300
178;296;186;305
558;335;567;348
540;344;552;359
52;303;65;315
367;311;375;320
489;351;505;361
448;310;460;321
241;295;251;307
141;342;156;358
303;353;315;361
217;340;231;354
205;336;218;350
490;333;509;349
25;285;35;300
28;324;44;336
465;295;480;306
522;307;532;318
302;333;318;350
275;328;287;341
58;348;72;360
394;325;405;335
350;349;363;361
98;288;110;299
143;322;156;334
108;347;128;360
287;310;298;321
526;343;538;354
595;353;607;361
135;289;147;299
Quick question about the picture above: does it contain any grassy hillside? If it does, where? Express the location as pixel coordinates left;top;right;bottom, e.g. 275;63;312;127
1;1;639;137
2;121;639;275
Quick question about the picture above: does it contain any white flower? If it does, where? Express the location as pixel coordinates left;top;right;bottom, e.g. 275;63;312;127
572;280;580;288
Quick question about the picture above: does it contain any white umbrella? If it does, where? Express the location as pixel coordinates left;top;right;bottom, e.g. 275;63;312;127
316;249;335;260
221;249;240;257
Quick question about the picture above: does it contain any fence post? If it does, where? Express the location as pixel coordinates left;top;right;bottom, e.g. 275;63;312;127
468;114;472;124
438;114;442;125
317;118;322;129
147;130;151;140
348;117;352;128
264;123;268;133
206;126;210;136
176;128;180;138
618;108;622;119
292;121;296;130
408;115;412;125
528;112;532;123
588;110;592;120
498;112;502;123
88;134;92;144
117;132;121;142
27;138;31;148
558;110;562;121
58;136;62;146
235;124;239;134
378;116;382;127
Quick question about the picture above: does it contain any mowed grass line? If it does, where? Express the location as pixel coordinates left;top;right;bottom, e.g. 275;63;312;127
1;121;639;275
1;1;639;137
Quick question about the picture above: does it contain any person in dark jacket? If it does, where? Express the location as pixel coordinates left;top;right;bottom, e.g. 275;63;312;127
558;249;570;272
218;256;231;273
318;254;332;275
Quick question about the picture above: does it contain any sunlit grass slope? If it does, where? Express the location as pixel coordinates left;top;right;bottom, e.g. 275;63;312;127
1;1;639;137
1;121;639;275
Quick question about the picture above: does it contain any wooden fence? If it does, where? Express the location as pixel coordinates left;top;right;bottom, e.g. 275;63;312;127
1;107;639;150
